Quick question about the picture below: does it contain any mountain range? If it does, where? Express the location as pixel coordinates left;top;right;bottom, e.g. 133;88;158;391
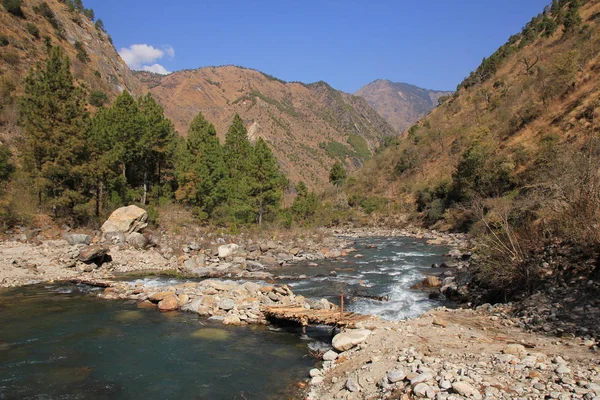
0;0;452;190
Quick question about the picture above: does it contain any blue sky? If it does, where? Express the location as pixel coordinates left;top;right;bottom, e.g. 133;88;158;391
85;0;551;93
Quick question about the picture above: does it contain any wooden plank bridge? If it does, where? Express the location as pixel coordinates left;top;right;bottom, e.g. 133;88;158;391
261;305;373;329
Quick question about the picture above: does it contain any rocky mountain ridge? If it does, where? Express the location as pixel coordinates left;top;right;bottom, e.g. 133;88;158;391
135;67;397;189
355;79;452;132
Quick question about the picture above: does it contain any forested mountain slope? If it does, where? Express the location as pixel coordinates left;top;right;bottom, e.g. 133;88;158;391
0;0;141;142
135;66;396;189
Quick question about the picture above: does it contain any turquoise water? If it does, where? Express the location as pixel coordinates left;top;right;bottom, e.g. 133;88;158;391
0;284;315;400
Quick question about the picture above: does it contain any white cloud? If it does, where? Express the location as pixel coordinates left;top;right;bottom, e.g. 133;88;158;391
142;63;170;75
119;44;174;75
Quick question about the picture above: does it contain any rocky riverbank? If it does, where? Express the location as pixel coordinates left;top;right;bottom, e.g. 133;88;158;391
0;206;357;288
307;306;599;400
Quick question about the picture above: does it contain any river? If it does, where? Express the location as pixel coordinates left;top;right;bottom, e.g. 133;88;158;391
0;236;450;399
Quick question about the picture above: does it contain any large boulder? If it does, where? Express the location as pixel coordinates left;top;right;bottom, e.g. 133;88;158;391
218;244;240;258
78;245;109;263
101;205;148;234
332;329;372;352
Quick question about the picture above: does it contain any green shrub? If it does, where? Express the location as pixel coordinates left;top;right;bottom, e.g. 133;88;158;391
25;22;40;38
347;134;371;159
2;0;24;17
74;41;89;63
0;34;8;47
89;90;108;107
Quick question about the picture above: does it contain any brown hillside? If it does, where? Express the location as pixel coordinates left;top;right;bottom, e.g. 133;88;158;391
352;0;600;207
355;79;452;132
135;66;396;189
0;0;141;141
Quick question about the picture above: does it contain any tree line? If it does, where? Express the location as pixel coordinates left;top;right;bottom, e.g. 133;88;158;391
12;46;301;226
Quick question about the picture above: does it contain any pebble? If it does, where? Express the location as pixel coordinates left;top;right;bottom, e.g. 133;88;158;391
345;378;361;392
387;369;406;383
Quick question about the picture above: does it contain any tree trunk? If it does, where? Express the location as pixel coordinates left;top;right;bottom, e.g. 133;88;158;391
142;171;148;205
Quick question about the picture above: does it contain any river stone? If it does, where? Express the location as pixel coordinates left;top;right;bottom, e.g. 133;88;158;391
410;373;434;385
181;298;203;312
149;291;174;302
323;350;338;361
219;298;235;311
332;329;371;352
425;276;441;287
503;343;526;355
191;267;211;277
222;314;241;325
126;232;147;249
310;376;324;385
345;378;361;392
309;368;322;377
158;294;178;311
65;233;91;245
555;364;571;374
387;369;407;383
413;383;431;398
103;231;125;245
452;382;482;399
101;205;148;234
218;244;239;258
78;245;108;263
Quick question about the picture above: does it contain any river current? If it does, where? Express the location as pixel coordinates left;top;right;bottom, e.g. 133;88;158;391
0;236;450;399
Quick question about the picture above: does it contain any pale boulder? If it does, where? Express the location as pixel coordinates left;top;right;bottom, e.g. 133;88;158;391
101;205;148;234
332;329;371;352
218;244;240;258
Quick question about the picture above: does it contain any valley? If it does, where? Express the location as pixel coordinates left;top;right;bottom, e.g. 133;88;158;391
1;0;599;399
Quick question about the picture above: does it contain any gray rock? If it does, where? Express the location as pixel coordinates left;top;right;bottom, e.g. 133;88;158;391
413;383;431;398
191;267;210;277
345;378;361;392
310;376;324;385
410;373;433;385
555;364;571;374
452;381;482;399
103;231;125;245
309;368;322;378
332;329;372;352
323;350;338;361
65;233;91;245
126;232;147;249
246;260;265;271
440;380;452;390
218;244;240;258
218;298;235;311
387;369;406;383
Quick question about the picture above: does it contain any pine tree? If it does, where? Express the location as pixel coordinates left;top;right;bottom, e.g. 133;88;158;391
223;114;252;177
291;181;319;222
329;161;347;187
176;112;227;218
221;114;254;223
19;46;91;220
137;93;176;204
249;137;286;225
